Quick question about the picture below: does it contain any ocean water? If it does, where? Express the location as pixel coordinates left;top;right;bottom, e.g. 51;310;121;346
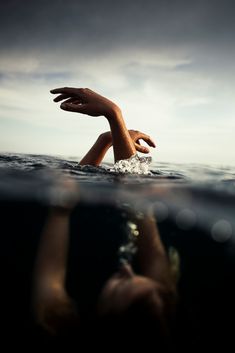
0;152;234;237
0;152;235;350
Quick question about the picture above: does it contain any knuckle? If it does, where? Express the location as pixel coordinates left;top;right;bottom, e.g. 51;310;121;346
79;88;87;94
80;88;89;92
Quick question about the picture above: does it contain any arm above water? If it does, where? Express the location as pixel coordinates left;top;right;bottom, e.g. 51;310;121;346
79;132;112;166
50;87;136;162
79;130;156;166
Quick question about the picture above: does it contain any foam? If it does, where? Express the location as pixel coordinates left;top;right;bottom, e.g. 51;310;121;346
111;153;152;175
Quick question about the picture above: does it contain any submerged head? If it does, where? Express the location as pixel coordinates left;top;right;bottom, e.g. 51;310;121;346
97;263;171;349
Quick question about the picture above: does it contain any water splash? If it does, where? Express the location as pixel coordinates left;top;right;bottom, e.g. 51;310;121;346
110;153;152;175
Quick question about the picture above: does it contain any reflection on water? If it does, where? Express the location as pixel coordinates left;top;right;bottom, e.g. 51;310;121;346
0;152;235;350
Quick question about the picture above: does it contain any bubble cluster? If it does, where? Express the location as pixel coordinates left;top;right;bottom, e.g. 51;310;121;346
118;220;139;265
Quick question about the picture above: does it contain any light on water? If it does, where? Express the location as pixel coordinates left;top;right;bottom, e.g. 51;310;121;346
153;201;169;222
211;219;233;243
175;209;197;231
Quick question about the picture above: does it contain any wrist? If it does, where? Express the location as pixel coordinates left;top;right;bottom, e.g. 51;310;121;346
105;105;122;121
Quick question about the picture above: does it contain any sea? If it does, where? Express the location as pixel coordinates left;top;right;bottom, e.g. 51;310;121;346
0;152;235;351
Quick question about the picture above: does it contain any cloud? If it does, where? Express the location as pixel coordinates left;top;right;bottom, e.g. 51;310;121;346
0;0;234;165
1;0;235;53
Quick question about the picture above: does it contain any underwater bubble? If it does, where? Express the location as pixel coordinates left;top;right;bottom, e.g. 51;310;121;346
211;220;232;243
127;221;137;230
133;230;139;237
176;209;196;230
153;201;169;222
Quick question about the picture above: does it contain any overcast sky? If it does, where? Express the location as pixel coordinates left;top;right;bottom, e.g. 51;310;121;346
0;0;234;165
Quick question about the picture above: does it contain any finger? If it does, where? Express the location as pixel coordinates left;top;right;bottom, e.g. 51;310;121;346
50;87;85;98
141;136;156;147
62;97;82;104
50;87;77;95
135;142;150;154
53;94;71;102
60;102;87;113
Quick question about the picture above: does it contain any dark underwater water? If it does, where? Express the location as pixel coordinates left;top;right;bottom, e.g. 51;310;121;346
0;152;235;351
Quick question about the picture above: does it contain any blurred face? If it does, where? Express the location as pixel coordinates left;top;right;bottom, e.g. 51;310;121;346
98;264;161;315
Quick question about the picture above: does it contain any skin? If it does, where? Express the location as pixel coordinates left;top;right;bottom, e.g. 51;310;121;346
33;208;176;335
97;263;164;315
33;207;76;334
32;87;175;335
79;130;156;166
33;179;79;334
50;87;155;162
98;211;177;320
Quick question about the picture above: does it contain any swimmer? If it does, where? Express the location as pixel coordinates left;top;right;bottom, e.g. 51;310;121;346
32;87;177;350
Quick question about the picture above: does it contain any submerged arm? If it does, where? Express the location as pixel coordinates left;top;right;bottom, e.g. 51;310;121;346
33;181;79;334
135;211;176;294
34;209;70;290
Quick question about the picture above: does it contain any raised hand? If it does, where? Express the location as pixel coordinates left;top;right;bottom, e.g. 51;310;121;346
129;130;156;154
50;87;120;118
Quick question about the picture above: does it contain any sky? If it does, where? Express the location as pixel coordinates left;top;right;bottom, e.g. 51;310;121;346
0;0;234;165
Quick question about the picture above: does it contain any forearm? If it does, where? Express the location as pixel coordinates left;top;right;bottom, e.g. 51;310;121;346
106;108;136;162
34;209;70;290
135;214;175;292
79;134;112;166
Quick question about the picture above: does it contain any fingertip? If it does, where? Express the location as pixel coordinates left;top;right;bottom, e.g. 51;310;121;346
60;102;67;109
143;147;149;154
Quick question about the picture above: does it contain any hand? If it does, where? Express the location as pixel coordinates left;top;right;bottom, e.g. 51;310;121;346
100;130;156;154
129;130;156;153
50;87;120;118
